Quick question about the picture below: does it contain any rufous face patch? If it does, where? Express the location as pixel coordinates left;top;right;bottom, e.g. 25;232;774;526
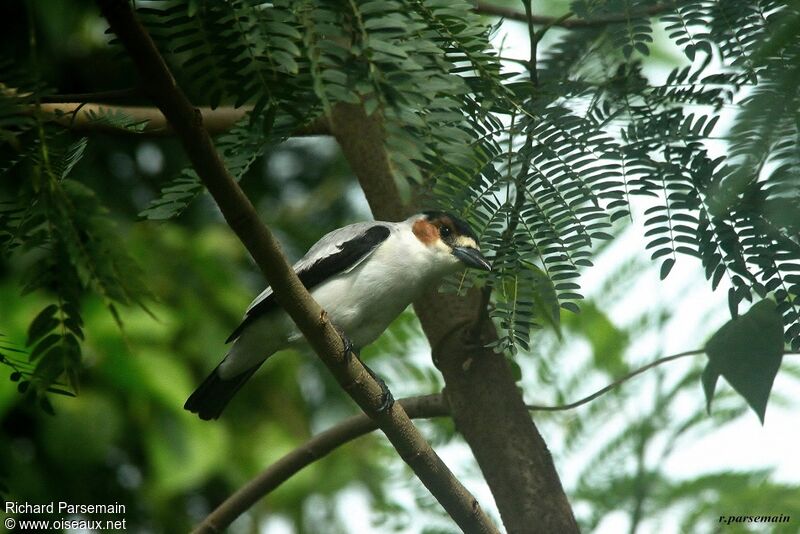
412;218;439;245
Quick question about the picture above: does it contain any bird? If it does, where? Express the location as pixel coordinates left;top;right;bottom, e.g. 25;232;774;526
184;211;491;420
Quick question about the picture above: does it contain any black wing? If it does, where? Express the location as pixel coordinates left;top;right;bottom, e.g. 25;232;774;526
225;225;391;343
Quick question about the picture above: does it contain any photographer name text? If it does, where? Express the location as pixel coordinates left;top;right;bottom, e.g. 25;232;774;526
6;501;125;515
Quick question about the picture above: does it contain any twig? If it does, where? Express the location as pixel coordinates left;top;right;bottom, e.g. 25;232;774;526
522;0;538;84
519;8;577;87
531;349;800;411
527;349;704;411
474;2;673;27
469;5;539;338
96;1;496;532
498;55;532;67
469;110;525;339
532;12;576;43
469;112;520;338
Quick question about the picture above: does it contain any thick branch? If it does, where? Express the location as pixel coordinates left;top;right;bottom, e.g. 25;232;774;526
96;1;496;532
474;1;672;27
328;103;407;221
34;102;329;136
329;104;579;531
417;291;579;534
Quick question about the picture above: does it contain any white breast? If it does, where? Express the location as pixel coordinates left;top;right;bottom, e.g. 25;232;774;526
219;223;459;378
310;227;454;348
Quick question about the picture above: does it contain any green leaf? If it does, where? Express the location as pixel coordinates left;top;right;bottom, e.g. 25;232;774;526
39;395;55;416
528;263;561;337
660;258;676;280
29;333;61;362
702;300;784;423
506;356;522;382
700;363;719;415
27;304;58;346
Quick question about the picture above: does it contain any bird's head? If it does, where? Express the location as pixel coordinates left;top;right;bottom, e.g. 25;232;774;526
410;211;491;272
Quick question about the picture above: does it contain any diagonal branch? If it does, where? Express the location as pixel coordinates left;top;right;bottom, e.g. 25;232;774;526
95;1;496;533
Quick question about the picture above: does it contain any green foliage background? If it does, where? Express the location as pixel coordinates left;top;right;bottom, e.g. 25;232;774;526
1;0;799;532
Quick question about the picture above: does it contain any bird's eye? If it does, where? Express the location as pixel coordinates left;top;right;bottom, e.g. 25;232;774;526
439;225;451;238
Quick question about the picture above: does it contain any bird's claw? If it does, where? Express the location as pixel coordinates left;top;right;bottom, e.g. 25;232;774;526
341;334;354;361
363;362;395;413
335;328;393;413
335;327;357;361
377;388;395;413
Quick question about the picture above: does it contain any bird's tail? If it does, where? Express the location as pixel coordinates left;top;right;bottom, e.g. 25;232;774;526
184;361;262;420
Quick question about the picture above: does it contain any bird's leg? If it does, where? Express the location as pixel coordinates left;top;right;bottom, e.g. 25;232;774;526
339;330;355;362
361;361;395;413
336;328;394;413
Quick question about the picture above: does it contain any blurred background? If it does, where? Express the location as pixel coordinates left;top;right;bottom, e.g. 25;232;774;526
1;1;798;533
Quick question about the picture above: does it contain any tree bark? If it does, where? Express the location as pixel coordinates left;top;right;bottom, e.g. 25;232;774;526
416;289;579;533
329;102;580;533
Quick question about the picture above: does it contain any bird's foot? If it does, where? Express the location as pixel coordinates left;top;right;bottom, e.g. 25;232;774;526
362;361;395;413
335;327;393;413
340;332;355;361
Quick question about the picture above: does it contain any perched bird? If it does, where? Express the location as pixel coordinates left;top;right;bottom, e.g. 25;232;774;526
185;211;491;420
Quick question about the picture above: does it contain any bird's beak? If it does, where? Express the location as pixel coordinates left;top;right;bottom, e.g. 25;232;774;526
452;247;492;271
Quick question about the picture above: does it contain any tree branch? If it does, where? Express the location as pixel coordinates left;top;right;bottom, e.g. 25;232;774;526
193;394;451;534
95;1;496;532
329;103;408;221
474;1;673;27
39;87;142;103
33;101;330;136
